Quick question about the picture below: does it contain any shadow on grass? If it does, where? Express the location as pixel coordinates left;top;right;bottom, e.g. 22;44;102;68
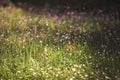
85;25;120;79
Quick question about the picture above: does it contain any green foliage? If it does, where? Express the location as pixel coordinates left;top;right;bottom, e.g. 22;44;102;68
0;6;120;79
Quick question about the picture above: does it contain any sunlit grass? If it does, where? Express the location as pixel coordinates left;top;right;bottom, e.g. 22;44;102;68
0;6;120;80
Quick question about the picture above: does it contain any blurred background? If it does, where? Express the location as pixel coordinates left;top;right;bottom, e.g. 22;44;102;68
1;0;120;13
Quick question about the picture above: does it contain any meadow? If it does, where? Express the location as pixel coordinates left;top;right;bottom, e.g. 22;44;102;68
0;5;120;80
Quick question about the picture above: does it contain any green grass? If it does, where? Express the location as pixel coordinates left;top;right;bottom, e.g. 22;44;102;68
0;6;120;80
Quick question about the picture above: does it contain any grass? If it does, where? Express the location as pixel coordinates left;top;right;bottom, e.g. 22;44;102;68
0;5;120;80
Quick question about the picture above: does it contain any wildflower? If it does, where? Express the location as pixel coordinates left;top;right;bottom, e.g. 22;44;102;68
22;39;25;43
77;71;80;74
56;74;58;77
70;78;73;80
70;77;75;80
17;71;21;73
39;40;43;44
48;67;52;70
29;68;34;71
33;72;38;77
105;76;110;79
73;64;78;67
85;74;88;77
74;72;77;75
45;20;49;26
72;68;76;72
